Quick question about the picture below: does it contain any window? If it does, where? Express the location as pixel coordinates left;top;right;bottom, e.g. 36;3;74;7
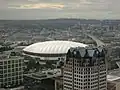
12;64;14;68
19;63;21;66
12;60;14;63
8;73;11;76
16;72;19;75
12;73;15;76
8;78;11;81
15;64;18;67
4;61;7;64
3;73;7;77
8;61;11;64
0;75;3;78
19;59;22;62
0;66;3;69
12;69;14;72
8;69;11;73
0;62;3;65
5;78;7;82
16;68;19;71
0;70;3;74
19;76;22;79
16;76;19;80
4;70;7;73
4;66;7;69
8;65;11;68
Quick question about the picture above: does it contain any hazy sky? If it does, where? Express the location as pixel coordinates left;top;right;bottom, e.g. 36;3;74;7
0;0;119;20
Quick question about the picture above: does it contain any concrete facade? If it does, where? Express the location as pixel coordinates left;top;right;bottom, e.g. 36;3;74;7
0;56;24;88
63;47;107;90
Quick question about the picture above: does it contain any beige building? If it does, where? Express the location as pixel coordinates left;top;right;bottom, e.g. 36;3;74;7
0;55;24;88
63;47;107;90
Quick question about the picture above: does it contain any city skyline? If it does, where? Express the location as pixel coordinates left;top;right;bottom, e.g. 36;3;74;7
0;19;120;90
0;0;120;20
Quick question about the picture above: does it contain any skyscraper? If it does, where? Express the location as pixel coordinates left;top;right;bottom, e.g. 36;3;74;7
63;47;107;90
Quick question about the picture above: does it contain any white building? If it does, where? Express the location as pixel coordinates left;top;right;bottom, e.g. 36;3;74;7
64;47;107;90
23;40;87;61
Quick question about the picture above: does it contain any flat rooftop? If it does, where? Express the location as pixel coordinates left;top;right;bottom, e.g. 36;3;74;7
107;69;120;82
107;75;120;81
24;69;61;80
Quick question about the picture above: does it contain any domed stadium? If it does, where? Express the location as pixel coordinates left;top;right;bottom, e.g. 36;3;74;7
23;40;87;61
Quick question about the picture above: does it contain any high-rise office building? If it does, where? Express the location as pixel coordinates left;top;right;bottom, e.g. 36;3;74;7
63;47;107;90
0;55;24;88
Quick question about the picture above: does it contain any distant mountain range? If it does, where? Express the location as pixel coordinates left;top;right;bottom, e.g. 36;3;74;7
0;19;120;30
1;18;120;25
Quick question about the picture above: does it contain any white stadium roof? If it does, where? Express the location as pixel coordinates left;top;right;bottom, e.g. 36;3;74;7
23;41;87;55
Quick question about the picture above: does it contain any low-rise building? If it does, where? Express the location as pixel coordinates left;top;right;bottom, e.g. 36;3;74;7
107;69;120;90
